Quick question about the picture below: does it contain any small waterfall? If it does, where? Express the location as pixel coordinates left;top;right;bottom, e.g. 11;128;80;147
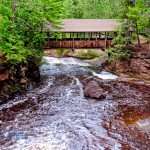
43;56;91;66
41;56;118;80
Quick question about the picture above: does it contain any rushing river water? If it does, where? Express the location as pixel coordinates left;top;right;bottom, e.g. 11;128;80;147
0;57;150;150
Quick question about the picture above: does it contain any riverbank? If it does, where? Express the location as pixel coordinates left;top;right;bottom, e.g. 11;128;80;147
105;42;150;85
0;53;40;104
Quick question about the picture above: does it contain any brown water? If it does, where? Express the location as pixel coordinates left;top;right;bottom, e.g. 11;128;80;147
0;57;150;150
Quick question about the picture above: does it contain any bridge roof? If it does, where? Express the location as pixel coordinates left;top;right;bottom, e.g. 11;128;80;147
46;19;120;33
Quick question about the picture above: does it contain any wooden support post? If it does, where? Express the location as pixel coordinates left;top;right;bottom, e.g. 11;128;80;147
105;32;107;48
88;32;90;40
99;32;101;39
55;33;57;41
72;32;74;50
91;32;92;39
55;33;57;48
80;33;82;40
96;32;98;41
47;32;50;47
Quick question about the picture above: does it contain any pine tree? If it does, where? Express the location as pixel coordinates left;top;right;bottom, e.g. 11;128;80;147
0;0;63;64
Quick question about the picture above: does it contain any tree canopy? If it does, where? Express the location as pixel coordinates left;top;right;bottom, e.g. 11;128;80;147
0;0;63;64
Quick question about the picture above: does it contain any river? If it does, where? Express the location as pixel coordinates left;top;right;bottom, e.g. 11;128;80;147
0;56;150;150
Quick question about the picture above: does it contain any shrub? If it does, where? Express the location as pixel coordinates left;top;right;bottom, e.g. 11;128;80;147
73;49;102;59
108;48;131;62
56;49;63;55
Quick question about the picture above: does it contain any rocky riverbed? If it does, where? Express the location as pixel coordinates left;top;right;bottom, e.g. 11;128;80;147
0;56;149;150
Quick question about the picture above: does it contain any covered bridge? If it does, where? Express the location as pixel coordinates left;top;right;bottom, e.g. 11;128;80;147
46;19;120;49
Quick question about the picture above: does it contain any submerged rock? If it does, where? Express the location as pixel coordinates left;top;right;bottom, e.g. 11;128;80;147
82;77;106;99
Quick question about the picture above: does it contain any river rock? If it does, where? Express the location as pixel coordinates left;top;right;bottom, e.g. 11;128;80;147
0;74;9;81
20;77;28;84
82;78;106;99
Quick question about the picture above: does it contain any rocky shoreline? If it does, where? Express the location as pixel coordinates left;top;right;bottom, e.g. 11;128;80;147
0;53;40;104
105;42;150;85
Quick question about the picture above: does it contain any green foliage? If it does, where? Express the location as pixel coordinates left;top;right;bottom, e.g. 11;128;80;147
119;0;150;45
62;0;121;19
56;49;63;55
0;0;63;64
108;48;131;62
109;32;132;62
74;49;102;59
86;49;102;58
108;22;132;62
108;0;150;61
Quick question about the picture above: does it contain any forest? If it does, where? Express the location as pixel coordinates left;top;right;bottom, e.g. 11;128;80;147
0;0;150;149
0;0;150;64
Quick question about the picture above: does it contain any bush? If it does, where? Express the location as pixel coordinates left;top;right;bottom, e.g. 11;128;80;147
73;49;102;59
86;49;101;58
108;23;133;62
108;48;131;62
56;49;63;55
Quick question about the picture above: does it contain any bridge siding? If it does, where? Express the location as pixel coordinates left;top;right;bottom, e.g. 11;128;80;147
48;40;112;49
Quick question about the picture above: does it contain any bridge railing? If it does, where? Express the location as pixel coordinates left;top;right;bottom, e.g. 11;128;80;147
47;39;112;49
46;31;116;49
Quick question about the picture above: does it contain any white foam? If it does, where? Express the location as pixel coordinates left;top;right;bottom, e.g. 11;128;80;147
92;71;118;80
43;56;91;66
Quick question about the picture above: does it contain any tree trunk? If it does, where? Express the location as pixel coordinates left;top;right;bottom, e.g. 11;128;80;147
12;0;17;23
135;20;141;47
146;39;150;58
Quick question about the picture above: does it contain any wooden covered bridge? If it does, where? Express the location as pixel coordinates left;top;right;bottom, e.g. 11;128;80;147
46;19;120;49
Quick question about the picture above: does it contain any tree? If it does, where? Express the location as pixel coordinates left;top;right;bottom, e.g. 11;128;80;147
137;0;150;55
0;0;63;64
62;0;121;19
63;0;75;18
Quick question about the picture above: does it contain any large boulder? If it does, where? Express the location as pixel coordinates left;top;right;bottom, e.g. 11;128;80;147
82;77;106;99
